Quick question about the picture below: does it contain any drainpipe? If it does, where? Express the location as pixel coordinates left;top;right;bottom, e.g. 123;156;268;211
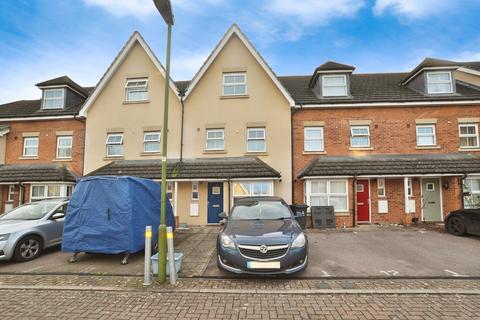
352;175;357;227
227;178;231;214
290;105;301;204
178;89;186;162
460;173;467;208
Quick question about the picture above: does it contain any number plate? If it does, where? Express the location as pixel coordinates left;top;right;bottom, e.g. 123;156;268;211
247;261;281;269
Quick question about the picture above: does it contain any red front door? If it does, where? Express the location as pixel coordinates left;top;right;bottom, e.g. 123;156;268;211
356;180;370;223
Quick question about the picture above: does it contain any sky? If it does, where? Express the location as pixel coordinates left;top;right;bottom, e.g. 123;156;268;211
1;0;480;104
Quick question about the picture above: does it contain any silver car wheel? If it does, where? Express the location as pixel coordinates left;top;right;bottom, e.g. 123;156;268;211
20;239;40;259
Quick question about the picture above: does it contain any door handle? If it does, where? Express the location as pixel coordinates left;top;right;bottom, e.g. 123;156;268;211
428;201;435;204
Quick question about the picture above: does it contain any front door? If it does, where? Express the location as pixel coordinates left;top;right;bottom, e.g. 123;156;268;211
422;178;442;221
356;180;370;223
207;182;224;224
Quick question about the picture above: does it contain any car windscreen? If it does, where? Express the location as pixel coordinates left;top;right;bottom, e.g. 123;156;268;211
230;201;292;220
0;202;58;220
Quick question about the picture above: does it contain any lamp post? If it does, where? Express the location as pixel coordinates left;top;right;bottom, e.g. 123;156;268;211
152;0;174;283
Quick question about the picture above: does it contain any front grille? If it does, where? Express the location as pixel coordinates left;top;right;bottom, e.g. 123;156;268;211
238;244;289;260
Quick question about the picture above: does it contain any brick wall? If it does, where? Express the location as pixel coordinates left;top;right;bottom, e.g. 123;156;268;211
4;119;85;175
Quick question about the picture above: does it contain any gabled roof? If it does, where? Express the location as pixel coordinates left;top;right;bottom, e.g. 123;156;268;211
36;76;89;97
88;157;281;180
78;31;180;117
308;61;356;88
299;153;480;178
403;58;459;85
183;24;295;106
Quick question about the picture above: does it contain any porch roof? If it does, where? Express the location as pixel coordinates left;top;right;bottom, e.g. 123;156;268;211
0;163;77;183
299;153;480;178
88;157;281;180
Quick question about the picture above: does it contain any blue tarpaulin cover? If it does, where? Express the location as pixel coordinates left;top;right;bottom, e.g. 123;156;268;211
62;176;174;254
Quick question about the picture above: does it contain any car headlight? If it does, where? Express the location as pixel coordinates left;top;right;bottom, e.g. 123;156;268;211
0;233;10;241
220;234;235;249
291;233;306;248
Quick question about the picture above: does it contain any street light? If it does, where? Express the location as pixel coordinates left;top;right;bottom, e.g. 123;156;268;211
152;0;174;283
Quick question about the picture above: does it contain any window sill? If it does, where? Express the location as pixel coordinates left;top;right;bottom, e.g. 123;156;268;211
203;150;227;154
219;95;249;99
140;152;162;156
303;151;326;155
103;156;125;161
52;158;73;162
349;147;373;151
459;147;480;152
245;152;268;156
335;212;350;217
123;100;150;105
416;146;441;150
19;156;39;160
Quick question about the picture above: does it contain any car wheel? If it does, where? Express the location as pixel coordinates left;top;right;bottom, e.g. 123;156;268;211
13;235;43;262
446;216;467;236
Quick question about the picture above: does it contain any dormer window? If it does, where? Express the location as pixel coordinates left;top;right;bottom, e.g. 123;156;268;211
125;78;148;102
42;88;65;109
426;71;453;94
322;75;348;97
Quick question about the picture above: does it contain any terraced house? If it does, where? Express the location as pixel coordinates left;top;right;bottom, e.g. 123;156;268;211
287;59;480;227
0;76;90;213
82;25;294;226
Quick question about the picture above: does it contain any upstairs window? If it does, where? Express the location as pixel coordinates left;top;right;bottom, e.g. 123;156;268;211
106;133;124;157
247;128;266;152
416;125;436;146
42;88;65;109
322;75;347;97
56;136;73;159
304;127;324;152
205;129;225;151
222;73;246;96
459;124;479;148
350;126;370;148
427;72;453;94
143;132;161;153
125;78;148;102
23;137;39;157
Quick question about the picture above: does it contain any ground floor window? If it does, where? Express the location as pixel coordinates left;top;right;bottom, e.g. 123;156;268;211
232;181;273;198
306;179;348;212
464;178;480;208
30;184;73;202
7;185;15;202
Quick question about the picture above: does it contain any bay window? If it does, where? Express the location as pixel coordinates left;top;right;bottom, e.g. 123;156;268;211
232;181;273;198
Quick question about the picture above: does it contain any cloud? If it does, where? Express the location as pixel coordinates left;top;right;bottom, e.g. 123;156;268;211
171;51;209;80
267;0;365;25
82;0;156;19
373;0;455;18
452;51;480;62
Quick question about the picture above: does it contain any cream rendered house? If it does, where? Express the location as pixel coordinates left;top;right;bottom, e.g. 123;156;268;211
81;25;294;225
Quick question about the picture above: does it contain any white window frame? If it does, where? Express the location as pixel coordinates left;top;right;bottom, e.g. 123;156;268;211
191;182;199;200
143;131;161;153
247;127;266;153
232;181;274;198
106;133;124;157
304;127;324;152
222;72;247;96
205;129;225;151
23;137;39;157
426;71;453;94
56;136;73;159
407;178;413;197
350;126;370;148
30;184;72;202
416;124;436;146
125;78;149;102
322;74;348;97
459;123;479;149
377;178;386;197
42;88;65;109
306;179;349;213
7;185;15;202
464;178;480;209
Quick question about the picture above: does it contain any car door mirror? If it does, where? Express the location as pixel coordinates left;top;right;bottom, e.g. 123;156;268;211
51;212;65;220
219;212;227;219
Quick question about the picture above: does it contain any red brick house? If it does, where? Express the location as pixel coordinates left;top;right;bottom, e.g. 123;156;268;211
282;58;480;227
0;76;90;213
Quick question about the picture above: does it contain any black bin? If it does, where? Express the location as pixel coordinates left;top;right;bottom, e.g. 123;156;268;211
311;206;336;229
290;204;309;229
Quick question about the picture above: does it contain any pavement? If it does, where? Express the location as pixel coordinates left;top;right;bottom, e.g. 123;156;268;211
0;275;480;319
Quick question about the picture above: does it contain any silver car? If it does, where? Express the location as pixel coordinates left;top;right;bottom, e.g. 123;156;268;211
0;199;68;262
